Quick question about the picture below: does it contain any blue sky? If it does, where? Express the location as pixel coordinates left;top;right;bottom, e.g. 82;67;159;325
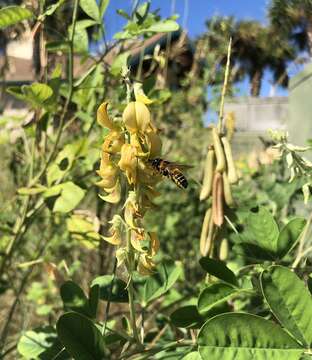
103;0;289;97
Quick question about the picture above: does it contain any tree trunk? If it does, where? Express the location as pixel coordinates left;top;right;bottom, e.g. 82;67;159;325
250;70;262;97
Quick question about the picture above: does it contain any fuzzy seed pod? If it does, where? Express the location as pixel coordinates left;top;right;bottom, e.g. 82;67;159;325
221;136;238;184
219;238;229;261
212;172;224;227
200;208;211;256
212;126;226;172
200;146;215;201
223;172;234;207
206;210;216;256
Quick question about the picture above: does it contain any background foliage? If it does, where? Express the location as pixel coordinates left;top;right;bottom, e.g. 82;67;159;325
1;0;312;359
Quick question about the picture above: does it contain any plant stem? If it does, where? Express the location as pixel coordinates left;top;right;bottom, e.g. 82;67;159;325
126;230;141;345
121;339;193;360
217;37;232;134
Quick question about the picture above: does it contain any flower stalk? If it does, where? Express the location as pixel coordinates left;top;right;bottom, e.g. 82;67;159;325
97;70;163;344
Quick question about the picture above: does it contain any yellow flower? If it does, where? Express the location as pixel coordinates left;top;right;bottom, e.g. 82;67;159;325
137;253;155;275
149;232;159;256
97;102;116;130
102;130;125;154
96;157;118;189
118;144;138;184
130;229;145;253
99;180;121;203
122;101;151;133
102;215;123;245
145;129;162;158
124;192;141;229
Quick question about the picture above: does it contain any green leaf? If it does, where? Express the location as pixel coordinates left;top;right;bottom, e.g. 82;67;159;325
261;265;312;347
99;0;109;18
41;0;65;18
46;40;70;52
170;305;204;329
53;182;85;213
44;182;85;213
276;218;306;259
60;281;92;318
308;275;312;295
198;283;241;315
18;185;47;195
181;352;202;360
91;275;128;303
145;19;179;33
47;140;87;185
23;83;53;105
56;312;106;360
142;260;183;305
198;313;303;360
0;6;33;29
116;9;131;20
7;83;53;108
237;207;280;260
17;327;68;360
110;51;130;76
75;19;98;29
80;0;100;21
199;257;238;286
73;27;89;53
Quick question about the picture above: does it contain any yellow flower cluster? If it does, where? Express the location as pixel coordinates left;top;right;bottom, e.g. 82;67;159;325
96;98;162;275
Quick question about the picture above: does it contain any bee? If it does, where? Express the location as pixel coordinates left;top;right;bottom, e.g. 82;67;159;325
148;158;191;189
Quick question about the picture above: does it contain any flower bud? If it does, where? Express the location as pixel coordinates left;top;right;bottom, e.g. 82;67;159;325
122;101;151;133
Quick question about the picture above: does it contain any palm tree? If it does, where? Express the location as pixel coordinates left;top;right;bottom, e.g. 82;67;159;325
234;21;295;96
268;0;312;57
201;16;295;96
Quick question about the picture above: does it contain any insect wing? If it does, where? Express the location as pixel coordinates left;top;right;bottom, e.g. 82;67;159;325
166;162;193;171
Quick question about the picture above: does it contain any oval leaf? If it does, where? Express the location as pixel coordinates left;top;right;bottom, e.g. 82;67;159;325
181;352;202;360
142;260;183;305
198;313;303;360
17;327;66;360
56;312;106;359
239;207;279;258
198;283;239;315
170;305;204;329
146;20;179;33
80;0;100;21
60;281;91;318
91;275;128;303
50;182;85;213
277;218;307;259
0;6;33;29
261;265;312;347
199;257;237;286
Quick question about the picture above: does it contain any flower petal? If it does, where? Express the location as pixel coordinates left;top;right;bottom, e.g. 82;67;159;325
97;102;115;129
99;180;121;203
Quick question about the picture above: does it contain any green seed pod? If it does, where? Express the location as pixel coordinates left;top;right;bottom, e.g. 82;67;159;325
200;208;212;256
219;238;229;261
221;136;238;184
206;211;216;257
200;147;215;201
223;172;234;207
212;126;226;173
212;172;224;227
